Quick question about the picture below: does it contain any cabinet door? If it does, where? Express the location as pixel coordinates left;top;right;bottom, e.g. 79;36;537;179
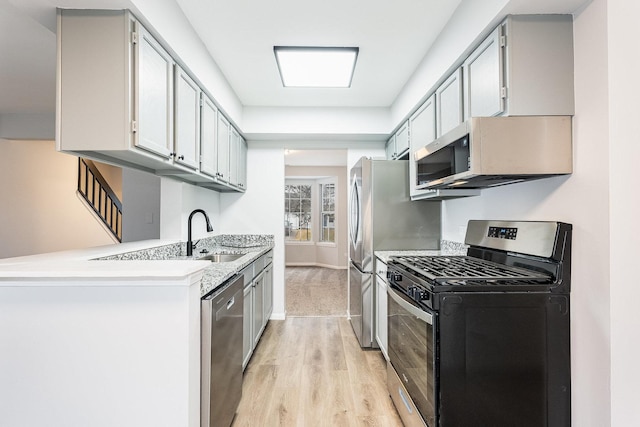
237;136;248;191
409;95;436;198
394;121;410;158
264;264;273;321
216;113;230;182
173;65;200;169
463;25;504;119
229;127;240;186
200;94;218;177
409;95;436;149
385;135;395;160
252;272;265;346
375;274;389;361
436;68;463;137
134;23;174;158
242;283;253;370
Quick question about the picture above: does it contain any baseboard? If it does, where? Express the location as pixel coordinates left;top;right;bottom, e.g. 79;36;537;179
269;311;286;320
285;262;347;270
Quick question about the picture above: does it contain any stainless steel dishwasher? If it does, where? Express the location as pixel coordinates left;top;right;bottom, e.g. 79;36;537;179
201;274;244;427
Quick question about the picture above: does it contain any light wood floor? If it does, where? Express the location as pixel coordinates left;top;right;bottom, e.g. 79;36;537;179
232;317;403;427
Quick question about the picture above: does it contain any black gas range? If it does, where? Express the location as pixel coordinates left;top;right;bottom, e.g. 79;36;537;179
386;220;572;427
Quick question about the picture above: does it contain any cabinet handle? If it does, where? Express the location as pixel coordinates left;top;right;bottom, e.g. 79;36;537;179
169;152;176;157
178;155;184;160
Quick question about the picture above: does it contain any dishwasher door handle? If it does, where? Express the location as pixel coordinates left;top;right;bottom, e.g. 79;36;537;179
226;296;235;310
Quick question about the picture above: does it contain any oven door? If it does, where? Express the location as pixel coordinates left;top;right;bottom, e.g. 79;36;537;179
387;285;436;427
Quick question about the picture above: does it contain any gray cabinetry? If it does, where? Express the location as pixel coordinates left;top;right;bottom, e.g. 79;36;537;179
237;137;248;191
242;250;274;370
375;257;389;361
463;25;504;119
229;127;240;187
386;121;410;160
385;135;395;160
57;9;247;193
135;22;174;159
200;94;218;178
173;65;200;169
242;274;253;369
463;15;574;118
216;114;230;183
408;95;436;199
436;68;463;137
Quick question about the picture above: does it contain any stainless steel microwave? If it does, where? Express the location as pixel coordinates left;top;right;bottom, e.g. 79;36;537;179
414;116;572;189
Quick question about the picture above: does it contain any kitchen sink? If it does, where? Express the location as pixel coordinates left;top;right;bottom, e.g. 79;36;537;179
198;253;244;263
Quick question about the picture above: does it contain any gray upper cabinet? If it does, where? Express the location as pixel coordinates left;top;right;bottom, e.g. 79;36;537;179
199;94;218;178
385;121;409;160
229;127;240;186
385;134;396;160
57;9;247;193
408;95;436;198
463;15;574;118
135;22;174;159
237;137;248;191
395;121;410;158
216;113;230;183
436;68;463;137
463;26;504;119
173;65;200;170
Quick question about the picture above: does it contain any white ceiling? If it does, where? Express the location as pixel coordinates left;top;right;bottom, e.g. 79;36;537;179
174;0;462;108
0;0;592;136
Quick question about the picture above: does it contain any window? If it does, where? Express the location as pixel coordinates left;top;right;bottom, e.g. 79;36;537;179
320;183;335;243
284;184;312;241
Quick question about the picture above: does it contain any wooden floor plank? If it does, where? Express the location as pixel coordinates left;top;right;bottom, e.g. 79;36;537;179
232;317;403;427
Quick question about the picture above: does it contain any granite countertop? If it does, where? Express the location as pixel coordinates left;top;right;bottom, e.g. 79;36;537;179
0;234;274;297
96;234;274;296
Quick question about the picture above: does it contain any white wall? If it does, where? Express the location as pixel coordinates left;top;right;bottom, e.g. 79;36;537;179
0;139;115;258
122;167;161;242
608;0;640;424
440;1;612;424
160;178;220;243
220;146;285;318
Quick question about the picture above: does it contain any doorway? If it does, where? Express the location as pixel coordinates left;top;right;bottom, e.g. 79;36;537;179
283;149;349;316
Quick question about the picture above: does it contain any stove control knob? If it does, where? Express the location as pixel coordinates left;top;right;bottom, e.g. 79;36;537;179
389;273;402;282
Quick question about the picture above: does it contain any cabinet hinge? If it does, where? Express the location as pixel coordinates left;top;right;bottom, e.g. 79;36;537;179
500;87;507;99
200;98;204;107
131;31;138;45
131;120;138;133
500;35;506;48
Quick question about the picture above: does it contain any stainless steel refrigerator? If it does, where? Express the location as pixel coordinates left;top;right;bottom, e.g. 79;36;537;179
349;157;441;348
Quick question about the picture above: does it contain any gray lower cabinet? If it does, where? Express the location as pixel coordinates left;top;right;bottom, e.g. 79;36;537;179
242;279;253;369
252;271;265;347
375;257;389;361
242;250;274;371
264;263;273;320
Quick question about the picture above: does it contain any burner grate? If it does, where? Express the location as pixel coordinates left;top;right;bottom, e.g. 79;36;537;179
393;255;551;282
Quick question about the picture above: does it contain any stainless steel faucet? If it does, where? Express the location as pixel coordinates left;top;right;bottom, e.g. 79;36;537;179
187;209;213;256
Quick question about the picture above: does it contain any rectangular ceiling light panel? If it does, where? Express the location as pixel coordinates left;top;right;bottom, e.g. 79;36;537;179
274;46;359;88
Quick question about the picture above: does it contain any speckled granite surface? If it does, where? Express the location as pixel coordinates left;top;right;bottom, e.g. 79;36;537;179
375;240;468;263
96;234;274;296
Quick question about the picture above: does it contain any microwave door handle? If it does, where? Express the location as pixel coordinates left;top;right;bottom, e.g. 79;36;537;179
388;287;433;325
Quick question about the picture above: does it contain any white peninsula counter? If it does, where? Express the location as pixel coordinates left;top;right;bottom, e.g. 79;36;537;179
0;235;274;427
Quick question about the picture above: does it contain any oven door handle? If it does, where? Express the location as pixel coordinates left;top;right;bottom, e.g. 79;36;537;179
388;286;433;325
